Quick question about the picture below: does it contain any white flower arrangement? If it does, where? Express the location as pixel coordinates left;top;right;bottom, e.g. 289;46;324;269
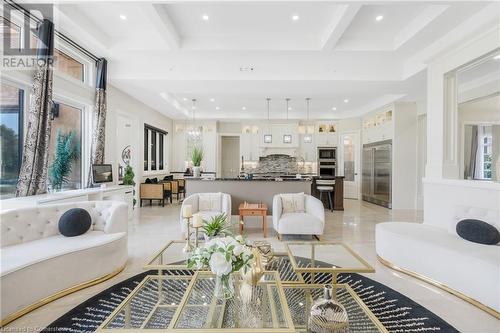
187;235;254;277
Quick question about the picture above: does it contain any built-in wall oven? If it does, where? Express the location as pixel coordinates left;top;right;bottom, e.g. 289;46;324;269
317;147;337;177
362;140;392;208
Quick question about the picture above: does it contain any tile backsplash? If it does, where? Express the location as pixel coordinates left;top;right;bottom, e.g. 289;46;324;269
242;154;315;174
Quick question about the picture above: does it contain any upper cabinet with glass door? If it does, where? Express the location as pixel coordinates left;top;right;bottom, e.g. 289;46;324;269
453;50;500;182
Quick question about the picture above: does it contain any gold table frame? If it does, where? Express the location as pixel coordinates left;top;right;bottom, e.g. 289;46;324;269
284;241;375;283
97;240;386;332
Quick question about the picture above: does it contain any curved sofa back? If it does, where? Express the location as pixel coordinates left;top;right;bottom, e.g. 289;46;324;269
1;201;127;248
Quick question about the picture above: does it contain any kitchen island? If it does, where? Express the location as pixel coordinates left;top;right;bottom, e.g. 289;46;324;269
185;178;312;214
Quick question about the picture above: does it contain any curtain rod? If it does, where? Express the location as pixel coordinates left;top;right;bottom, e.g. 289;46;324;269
5;0;100;63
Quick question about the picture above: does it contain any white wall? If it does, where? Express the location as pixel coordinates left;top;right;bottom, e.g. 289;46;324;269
105;85;173;186
424;24;500;225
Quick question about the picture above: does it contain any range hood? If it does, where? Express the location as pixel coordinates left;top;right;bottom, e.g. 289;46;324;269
260;147;298;157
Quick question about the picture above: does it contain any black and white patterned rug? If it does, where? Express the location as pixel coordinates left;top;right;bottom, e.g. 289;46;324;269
42;256;458;333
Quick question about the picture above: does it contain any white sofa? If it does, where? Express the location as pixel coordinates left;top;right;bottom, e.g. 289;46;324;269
0;201;128;325
180;193;231;233
376;206;500;316
272;194;325;237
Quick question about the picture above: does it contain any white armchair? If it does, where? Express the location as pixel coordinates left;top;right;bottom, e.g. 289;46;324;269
180;193;232;234
272;194;325;238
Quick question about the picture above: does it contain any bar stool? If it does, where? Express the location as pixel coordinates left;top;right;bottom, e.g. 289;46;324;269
316;179;335;211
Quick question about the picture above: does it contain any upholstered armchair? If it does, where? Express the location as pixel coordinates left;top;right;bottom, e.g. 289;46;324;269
179;193;232;234
272;194;325;239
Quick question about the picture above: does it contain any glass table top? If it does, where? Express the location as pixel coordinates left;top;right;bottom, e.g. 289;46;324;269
145;240;205;270
285;242;375;274
281;284;388;333
98;272;295;332
173;271;293;331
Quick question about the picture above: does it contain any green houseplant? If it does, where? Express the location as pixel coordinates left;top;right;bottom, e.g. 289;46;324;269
122;165;136;207
48;130;80;191
191;146;203;177
203;213;230;240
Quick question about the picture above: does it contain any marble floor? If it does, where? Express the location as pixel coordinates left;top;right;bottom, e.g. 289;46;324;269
4;199;499;332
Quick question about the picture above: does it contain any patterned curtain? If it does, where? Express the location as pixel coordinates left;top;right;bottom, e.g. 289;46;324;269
87;58;108;187
16;19;54;197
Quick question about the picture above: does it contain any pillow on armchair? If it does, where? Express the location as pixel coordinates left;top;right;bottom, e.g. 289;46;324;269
280;193;305;214
456;219;500;245
199;193;222;212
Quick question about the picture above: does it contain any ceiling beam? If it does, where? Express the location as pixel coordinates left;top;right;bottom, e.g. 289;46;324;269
394;5;449;50
321;4;362;50
54;5;111;57
142;4;181;50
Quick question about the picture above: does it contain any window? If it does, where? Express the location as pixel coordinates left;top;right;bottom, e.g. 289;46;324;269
482;129;492;180
143;124;167;172
54;49;84;81
0;17;21;50
144;127;148;171
0;83;24;199
47;102;82;190
159;134;164;170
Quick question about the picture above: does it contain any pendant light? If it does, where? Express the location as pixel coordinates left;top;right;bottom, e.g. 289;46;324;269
188;98;201;138
285;98;290;120
304;98;312;143
264;98;272;143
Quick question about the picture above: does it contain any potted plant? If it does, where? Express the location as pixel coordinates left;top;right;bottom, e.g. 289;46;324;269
191;146;203;178
188;235;254;299
202;213;229;241
48;130;80;191
122;165;136;207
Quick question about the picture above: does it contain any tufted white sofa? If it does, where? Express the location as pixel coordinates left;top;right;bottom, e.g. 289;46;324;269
376;205;500;317
272;194;325;238
0;201;128;325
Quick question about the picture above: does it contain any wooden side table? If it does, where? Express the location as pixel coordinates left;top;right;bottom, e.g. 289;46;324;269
238;202;268;238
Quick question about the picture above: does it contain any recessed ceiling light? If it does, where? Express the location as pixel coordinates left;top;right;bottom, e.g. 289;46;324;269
182;97;188;101
242;106;246;110
210;98;215;102
202;14;209;21
215;106;220;110
119;14;127;20
494;54;500;60
288;107;292;111
332;107;337;111
375;15;384;22
343;99;349;103
292;15;299;21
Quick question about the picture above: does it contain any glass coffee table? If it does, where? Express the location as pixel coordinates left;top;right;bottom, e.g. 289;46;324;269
98;271;295;332
284;242;375;283
281;284;388;333
98;240;386;332
144;240;201;272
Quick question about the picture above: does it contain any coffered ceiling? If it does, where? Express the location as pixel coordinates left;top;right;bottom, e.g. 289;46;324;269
52;1;499;120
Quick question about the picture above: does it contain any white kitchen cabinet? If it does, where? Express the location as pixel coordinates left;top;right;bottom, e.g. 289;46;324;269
240;133;260;161
299;135;316;162
316;133;338;146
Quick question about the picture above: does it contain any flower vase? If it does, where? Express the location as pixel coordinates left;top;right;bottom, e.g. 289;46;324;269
215;273;235;299
193;166;201;178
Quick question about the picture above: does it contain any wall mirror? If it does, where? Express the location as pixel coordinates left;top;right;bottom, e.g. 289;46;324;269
446;49;500;181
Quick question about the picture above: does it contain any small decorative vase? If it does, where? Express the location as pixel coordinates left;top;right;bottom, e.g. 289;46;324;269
215;273;235;299
253;241;274;269
241;248;264;286
193;166;201;178
308;285;349;333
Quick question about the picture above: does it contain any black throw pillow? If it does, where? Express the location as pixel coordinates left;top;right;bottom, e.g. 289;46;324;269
152;177;158;184
456;219;500;245
145;178;152;184
58;208;92;237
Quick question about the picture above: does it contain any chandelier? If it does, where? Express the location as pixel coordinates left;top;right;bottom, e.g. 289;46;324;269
187;98;201;138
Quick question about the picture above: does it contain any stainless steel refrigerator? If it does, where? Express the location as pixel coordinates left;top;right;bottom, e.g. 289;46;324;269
362;140;392;208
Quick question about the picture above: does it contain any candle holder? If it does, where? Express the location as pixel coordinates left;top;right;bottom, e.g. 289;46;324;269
193;226;201;248
183;216;194;253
